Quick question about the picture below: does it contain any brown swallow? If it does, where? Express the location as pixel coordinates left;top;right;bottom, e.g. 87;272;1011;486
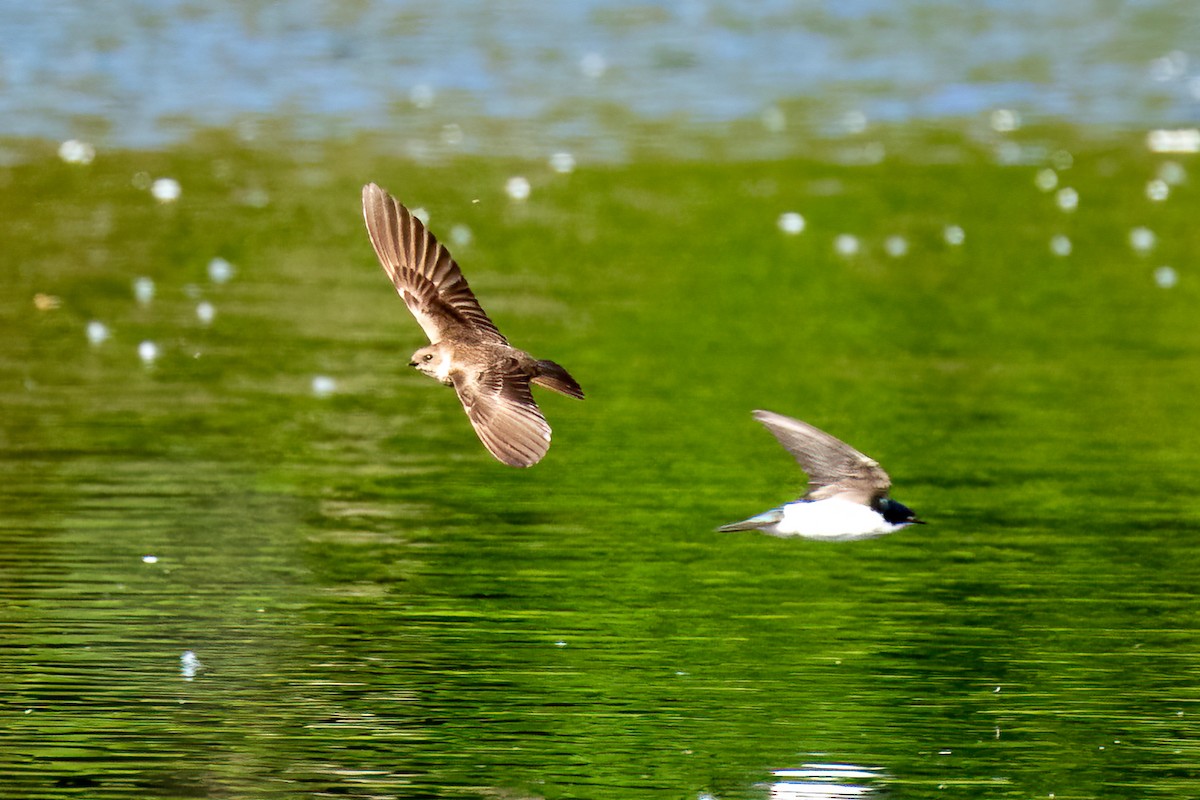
361;183;584;467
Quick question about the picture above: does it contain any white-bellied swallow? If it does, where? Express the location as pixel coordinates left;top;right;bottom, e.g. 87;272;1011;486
719;409;923;540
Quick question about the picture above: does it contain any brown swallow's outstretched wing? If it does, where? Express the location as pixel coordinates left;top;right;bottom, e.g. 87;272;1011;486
752;410;891;503
452;358;552;468
362;183;506;345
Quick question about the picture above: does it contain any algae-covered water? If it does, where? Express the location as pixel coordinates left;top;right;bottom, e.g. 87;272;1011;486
4;7;1200;794
3;127;1199;799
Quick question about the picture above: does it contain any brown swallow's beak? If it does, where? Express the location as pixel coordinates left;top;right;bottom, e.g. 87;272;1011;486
408;360;419;368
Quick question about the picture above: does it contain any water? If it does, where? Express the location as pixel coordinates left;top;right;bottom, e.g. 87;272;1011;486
2;133;1198;797
4;1;1200;153
4;2;1200;796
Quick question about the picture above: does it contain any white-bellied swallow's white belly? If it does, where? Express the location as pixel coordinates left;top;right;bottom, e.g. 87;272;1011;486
773;497;903;541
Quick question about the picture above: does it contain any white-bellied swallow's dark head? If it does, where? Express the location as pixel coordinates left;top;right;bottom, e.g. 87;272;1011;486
875;497;924;527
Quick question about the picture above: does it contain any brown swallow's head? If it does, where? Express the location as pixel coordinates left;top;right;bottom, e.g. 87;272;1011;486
410;344;452;383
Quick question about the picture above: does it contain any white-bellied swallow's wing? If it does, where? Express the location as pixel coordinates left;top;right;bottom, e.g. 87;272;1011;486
752;409;891;503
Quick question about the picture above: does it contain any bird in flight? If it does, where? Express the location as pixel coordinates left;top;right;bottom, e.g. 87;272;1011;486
718;410;923;540
361;183;584;467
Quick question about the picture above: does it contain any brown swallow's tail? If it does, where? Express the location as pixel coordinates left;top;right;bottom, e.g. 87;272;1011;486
532;360;584;399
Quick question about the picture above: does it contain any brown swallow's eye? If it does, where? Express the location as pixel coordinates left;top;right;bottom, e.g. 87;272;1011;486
423;354;433;362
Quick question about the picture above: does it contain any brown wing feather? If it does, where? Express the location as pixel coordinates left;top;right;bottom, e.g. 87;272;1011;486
451;359;552;468
752;409;891;501
362;183;506;344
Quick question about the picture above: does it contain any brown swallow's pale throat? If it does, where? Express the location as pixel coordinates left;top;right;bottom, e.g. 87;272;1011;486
361;183;584;467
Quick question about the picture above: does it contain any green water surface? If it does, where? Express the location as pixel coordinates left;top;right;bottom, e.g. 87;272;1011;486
2;129;1199;799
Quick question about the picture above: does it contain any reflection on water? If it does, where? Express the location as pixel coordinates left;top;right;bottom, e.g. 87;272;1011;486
4;1;1199;151
767;762;884;799
179;650;203;680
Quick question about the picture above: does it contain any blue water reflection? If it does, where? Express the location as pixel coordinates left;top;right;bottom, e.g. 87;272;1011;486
4;1;1198;148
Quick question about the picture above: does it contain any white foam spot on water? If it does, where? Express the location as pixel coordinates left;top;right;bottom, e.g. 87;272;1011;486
990;108;1020;133
138;341;159;364
196;301;215;325
859;141;886;164
505;176;531;201
1146;179;1169;202
777;212;805;235
133;276;155;305
58;139;95;165
312;375;337;398
440;123;463;146
181;650;203;680
410;83;436;109
841;109;868;135
1149;50;1188;82
142;554;158;564
450;224;472;248
241;188;270;208
207;257;235;284
549;151;576;174
1055;187;1078;212
1034;168;1058;192
86;321;109;346
834;234;860;257
151;177;181;203
994;141;1022;165
943;225;965;246
1154;266;1178;288
1147;129;1200;154
1158;161;1186;185
1050;235;1072;256
1130;226;1156;253
411;207;430;225
580;52;607;79
884;235;908;257
761;105;786;133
